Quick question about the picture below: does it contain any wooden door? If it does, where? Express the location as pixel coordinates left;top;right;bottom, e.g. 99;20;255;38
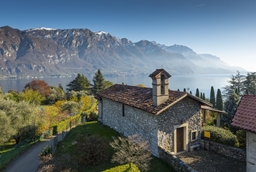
176;127;184;152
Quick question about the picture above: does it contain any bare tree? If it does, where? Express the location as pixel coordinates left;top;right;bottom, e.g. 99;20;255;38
110;134;152;171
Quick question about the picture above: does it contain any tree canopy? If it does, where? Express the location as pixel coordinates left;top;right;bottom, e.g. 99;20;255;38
66;74;91;92
223;71;245;97
0;97;42;144
110;135;152;171
92;69;105;95
243;72;256;94
46;86;65;104
223;90;240;128
20;88;45;105
136;84;146;88
24;79;50;97
92;69;113;95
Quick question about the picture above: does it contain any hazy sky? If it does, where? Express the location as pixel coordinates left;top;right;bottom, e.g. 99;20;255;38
1;0;255;71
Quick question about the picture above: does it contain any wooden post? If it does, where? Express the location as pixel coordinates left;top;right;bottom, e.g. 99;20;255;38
217;113;220;127
209;137;210;151
204;131;211;151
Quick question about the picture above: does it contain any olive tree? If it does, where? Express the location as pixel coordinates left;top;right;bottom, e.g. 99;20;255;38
0;97;42;144
110;134;152;171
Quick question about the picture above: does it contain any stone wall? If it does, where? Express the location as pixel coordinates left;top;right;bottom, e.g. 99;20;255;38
101;98;159;156
101;96;203;157
201;139;246;161
157;97;202;154
158;148;198;172
247;131;256;172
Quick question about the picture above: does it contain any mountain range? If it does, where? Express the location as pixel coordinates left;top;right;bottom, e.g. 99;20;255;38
0;26;245;78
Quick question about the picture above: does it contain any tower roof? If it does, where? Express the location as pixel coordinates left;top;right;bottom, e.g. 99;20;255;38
149;69;171;79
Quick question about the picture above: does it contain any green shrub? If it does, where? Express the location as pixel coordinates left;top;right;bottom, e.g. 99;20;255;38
103;163;140;172
52;114;81;134
39;145;52;157
38;153;77;172
75;135;110;166
52;120;68;135
86;112;98;121
236;130;246;149
201;126;239;147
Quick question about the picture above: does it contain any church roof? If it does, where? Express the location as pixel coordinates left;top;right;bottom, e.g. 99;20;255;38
232;95;256;133
97;84;211;115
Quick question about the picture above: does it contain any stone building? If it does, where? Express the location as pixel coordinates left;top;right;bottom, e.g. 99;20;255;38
232;95;256;172
97;69;213;156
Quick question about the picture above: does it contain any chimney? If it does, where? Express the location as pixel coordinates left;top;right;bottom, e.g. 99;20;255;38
149;69;171;106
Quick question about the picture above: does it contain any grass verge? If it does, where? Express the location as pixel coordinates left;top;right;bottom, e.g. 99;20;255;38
0;140;16;154
0;140;37;169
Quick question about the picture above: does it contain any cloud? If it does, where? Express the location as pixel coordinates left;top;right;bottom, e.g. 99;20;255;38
190;4;206;8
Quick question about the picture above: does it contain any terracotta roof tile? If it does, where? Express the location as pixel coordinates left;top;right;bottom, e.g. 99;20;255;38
231;95;256;133
97;84;210;115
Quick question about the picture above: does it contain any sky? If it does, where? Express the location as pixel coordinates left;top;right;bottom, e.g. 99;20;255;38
1;0;255;71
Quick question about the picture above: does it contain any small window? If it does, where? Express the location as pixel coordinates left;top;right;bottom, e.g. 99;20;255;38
191;130;197;141
122;104;125;117
161;75;165;94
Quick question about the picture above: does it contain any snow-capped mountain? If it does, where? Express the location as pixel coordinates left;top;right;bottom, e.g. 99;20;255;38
0;26;246;78
27;27;57;31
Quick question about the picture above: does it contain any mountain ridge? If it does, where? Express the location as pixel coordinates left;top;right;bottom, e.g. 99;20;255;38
0;26;246;78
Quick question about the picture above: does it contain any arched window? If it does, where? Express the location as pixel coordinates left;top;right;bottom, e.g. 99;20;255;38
161;74;165;94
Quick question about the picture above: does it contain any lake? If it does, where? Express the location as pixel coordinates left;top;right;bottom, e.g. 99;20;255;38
0;74;232;99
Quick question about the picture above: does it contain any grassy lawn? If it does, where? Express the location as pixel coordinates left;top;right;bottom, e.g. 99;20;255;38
54;121;175;172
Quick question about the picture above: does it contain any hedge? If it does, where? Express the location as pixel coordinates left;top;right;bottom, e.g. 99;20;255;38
201;126;239;147
52;114;81;135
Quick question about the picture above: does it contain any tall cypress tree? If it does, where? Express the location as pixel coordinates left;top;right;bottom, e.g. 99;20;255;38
195;88;200;97
202;93;205;100
183;88;186;92
216;89;223;110
210;86;215;108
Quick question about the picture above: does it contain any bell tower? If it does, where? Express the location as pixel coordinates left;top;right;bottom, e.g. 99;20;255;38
149;69;171;106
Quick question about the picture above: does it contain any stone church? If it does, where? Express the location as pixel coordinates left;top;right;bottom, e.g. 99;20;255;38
97;69;213;156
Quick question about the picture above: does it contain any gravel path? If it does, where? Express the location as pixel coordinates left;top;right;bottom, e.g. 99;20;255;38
177;149;246;172
2;138;54;172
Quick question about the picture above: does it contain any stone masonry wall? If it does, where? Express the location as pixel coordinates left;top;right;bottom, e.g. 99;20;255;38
247;132;256;172
157;97;202;154
159;148;198;172
101;98;159;156
201;139;246;161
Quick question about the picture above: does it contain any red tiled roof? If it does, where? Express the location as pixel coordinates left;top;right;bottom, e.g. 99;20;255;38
97;84;211;115
149;69;171;79
232;95;256;133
